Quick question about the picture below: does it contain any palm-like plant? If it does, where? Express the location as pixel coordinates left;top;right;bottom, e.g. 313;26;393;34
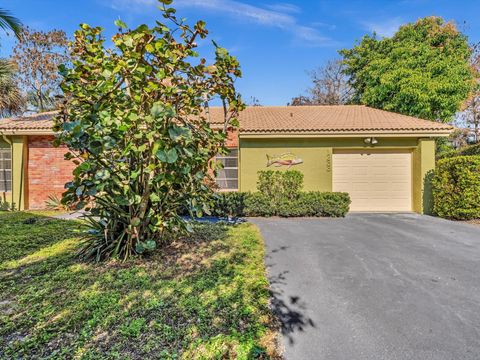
0;59;24;116
0;9;23;116
0;9;21;38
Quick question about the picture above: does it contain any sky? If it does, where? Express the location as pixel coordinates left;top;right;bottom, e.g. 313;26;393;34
1;0;480;106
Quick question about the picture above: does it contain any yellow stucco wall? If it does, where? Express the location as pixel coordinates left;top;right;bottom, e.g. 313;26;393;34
412;138;436;214
0;136;26;210
239;136;435;213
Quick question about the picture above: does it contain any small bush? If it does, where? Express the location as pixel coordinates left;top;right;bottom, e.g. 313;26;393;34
257;170;303;204
432;156;480;220
211;192;248;218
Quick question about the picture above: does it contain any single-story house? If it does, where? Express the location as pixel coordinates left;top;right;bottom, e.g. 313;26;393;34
0;105;452;212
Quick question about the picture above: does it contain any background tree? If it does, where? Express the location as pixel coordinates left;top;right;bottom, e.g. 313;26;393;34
0;9;23;116
13;28;68;112
290;59;352;106
457;42;480;142
55;1;244;261
288;95;313;106
340;17;475;123
0;60;24;116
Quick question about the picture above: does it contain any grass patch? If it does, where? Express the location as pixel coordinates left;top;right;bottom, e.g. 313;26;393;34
0;212;279;359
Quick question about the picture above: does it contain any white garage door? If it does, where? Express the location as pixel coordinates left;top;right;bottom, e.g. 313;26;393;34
332;150;412;212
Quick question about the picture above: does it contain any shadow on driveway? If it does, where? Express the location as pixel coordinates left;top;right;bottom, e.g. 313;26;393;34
251;214;480;360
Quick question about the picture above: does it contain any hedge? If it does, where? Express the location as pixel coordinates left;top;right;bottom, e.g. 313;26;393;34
212;191;351;218
432;156;480;220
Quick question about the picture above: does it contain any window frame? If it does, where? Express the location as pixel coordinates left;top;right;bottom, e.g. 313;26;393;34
215;147;239;191
0;147;12;193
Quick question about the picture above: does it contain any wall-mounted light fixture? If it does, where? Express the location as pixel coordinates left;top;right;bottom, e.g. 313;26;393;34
364;137;378;145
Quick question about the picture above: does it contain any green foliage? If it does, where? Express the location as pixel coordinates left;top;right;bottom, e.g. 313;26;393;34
340;17;475;122
432;156;480;219
257;170;304;204
211;192;249;218
458;144;480;156
210;171;350;218
287;192;351;217
0;212;278;358
44;194;70;211
211;191;350;218
438;143;480;160
0;59;24;117
55;4;244;261
244;192;275;217
247;192;350;218
435;136;455;160
0;8;22;39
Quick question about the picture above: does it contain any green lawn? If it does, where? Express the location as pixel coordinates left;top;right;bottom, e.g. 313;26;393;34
0;212;279;359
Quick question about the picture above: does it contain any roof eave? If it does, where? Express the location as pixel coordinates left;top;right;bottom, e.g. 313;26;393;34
239;131;452;138
0;129;56;135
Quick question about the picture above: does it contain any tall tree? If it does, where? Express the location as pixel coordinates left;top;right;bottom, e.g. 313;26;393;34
290;59;352;106
55;2;244;261
12;28;68;112
340;17;475;122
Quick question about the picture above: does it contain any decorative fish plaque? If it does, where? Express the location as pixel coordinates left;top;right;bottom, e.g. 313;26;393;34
266;152;303;168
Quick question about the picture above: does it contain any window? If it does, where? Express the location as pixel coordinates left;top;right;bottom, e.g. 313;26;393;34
0;148;12;192
215;148;238;190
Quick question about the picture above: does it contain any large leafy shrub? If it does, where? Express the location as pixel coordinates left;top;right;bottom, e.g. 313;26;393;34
432;156;480;219
55;2;244;261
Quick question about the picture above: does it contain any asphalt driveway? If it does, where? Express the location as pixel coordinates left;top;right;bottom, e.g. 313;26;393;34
251;214;480;360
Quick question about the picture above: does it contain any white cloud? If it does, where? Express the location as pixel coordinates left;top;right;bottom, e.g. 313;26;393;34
109;0;334;46
265;2;301;14
311;21;337;31
362;17;403;38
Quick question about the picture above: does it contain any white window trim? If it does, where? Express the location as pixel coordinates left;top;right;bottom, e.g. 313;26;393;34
215;148;238;191
0;148;12;193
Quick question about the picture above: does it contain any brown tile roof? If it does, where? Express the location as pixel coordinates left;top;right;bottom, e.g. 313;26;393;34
0;105;453;135
207;105;454;134
0;111;58;133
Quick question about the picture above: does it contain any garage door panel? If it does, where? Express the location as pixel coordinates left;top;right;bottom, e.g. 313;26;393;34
332;150;412;212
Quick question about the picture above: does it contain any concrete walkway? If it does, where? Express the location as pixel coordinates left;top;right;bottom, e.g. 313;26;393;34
252;214;480;360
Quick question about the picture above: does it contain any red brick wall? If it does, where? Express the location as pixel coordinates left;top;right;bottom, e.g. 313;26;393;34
25;129;238;209
27;136;75;209
226;128;238;148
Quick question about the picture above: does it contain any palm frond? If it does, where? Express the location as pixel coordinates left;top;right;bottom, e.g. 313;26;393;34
0;9;22;39
0;59;24;117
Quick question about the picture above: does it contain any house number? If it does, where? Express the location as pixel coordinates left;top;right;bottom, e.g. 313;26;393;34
326;153;332;173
